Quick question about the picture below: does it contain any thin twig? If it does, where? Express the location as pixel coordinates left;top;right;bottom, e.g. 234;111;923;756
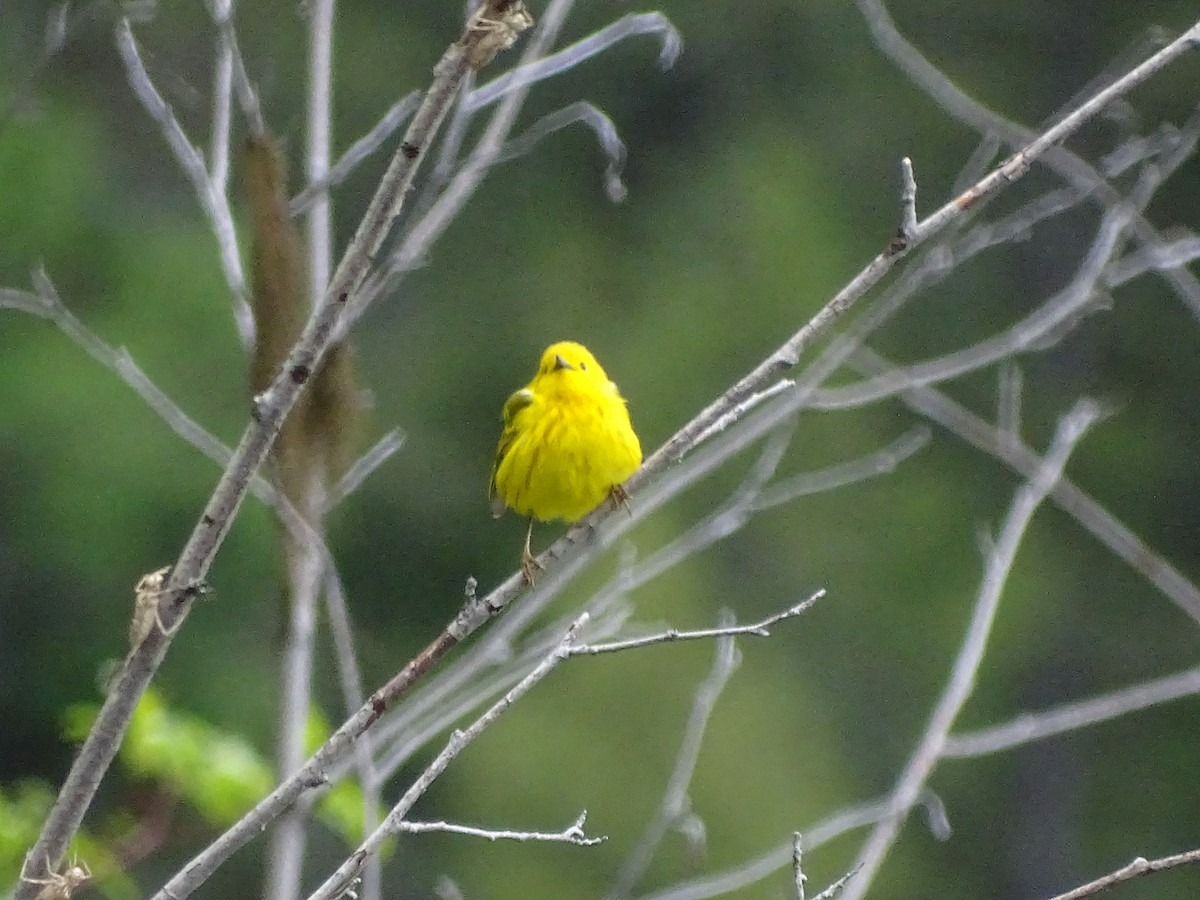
465;12;681;111
898;157;917;242
838;400;1102;900
321;569;383;856
114;18;254;346
289;92;422;216
692;379;795;446
848;347;1200;624
942;664;1200;758
492;100;628;201
208;0;234;196
751;427;930;512
793;833;806;900
263;0;338;889
398;810;605;846
854;0;1200;320
13;272;282;513
344;0;581;330
325;429;406;511
810;867;861;900
206;2;266;137
575;593;823;657
304;0;336;307
811;120;1199;410
265;532;325;900
303;615;589;900
996;362;1023;439
1046;848;1200;900
637;793;946;900
607;629;741;898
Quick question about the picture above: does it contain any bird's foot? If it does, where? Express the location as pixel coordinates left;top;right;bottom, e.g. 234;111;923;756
610;483;633;516
520;549;544;586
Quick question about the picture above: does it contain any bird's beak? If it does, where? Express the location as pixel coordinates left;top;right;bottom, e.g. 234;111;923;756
553;354;573;371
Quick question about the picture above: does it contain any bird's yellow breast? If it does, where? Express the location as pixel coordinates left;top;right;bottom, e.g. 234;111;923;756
492;343;641;523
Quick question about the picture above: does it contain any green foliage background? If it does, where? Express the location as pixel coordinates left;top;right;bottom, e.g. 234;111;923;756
2;1;1199;897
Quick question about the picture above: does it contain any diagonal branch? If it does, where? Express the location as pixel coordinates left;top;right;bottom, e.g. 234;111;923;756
1047;848;1200;900
607;629;741;899
16;6;529;896
114;18;254;346
838;401;1102;900
303;615;589;900
445;20;1200;646
942;664;1200;759
847;346;1200;624
854;0;1200;320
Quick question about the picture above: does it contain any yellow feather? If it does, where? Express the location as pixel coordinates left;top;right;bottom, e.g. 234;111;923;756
491;341;642;535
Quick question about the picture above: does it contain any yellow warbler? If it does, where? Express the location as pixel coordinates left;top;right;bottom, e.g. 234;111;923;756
491;341;642;582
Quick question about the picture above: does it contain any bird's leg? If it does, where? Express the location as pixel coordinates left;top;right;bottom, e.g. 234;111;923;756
520;519;543;585
610;483;633;516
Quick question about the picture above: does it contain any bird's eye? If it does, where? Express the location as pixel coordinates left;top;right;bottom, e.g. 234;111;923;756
579;362;587;371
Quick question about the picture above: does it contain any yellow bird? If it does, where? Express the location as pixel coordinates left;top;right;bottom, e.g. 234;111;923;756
491;341;642;583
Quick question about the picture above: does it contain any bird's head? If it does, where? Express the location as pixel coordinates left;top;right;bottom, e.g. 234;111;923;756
537;341;609;383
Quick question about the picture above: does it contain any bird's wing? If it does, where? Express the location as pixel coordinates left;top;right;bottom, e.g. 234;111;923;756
489;388;536;517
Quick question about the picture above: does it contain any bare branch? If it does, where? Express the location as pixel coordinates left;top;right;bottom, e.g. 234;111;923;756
265;539;324;900
493;101;628;201
692;379;795;446
1;287;51;316
574;593;823;657
325;429;407;511
205;0;266;136
114;18;254;346
303;0;337;305
849;347;1200;624
996;362;1023;439
303;615;589;900
639;792;946;900
345;0;581;329
607;629;740;898
897;157;917;243
264;0;340;885
855;0;1200;321
810;867;860;900
399;810;605;846
289;92;422;216
1109;233;1200;284
207;0;233;195
409;72;476;224
839;400;1102;900
21;7;520;893
321;568;383;865
942;664;1200;759
1047;848;1200;900
793;833;806;900
465;12;682;111
752;427;930;512
812;125;1198;411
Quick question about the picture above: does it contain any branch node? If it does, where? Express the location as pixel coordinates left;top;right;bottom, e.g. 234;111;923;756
463;1;534;70
887;157;918;255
